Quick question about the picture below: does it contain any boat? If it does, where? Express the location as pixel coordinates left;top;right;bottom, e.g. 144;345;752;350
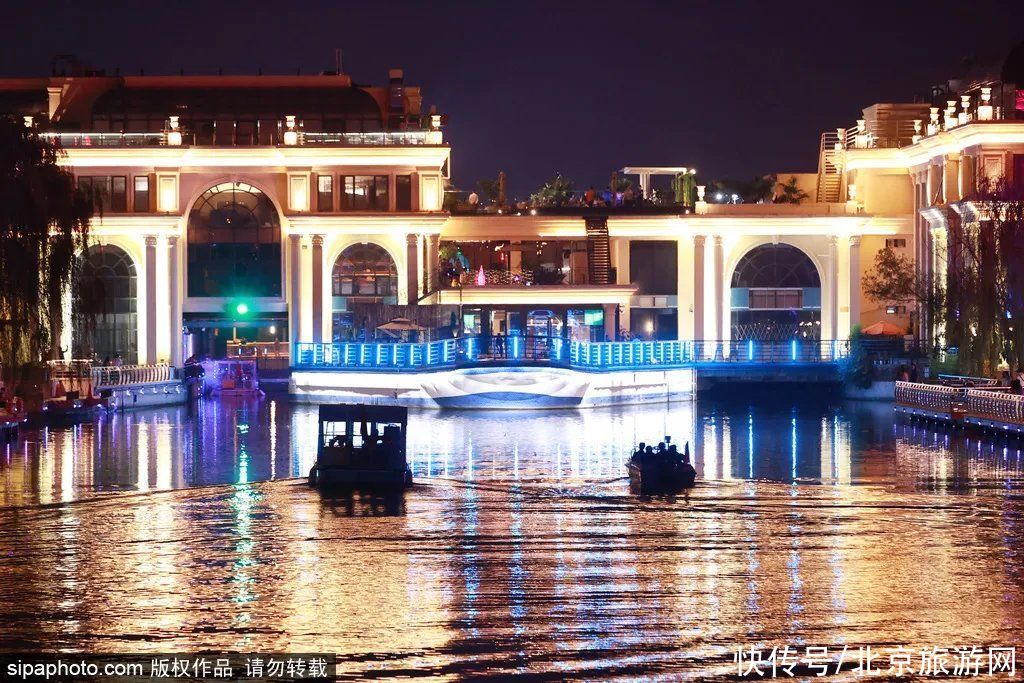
626;442;697;494
308;404;413;489
33;392;110;425
205;359;264;398
0;396;27;442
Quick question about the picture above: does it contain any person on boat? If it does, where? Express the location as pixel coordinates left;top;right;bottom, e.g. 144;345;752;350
632;442;647;462
679;442;697;488
1000;370;1012;388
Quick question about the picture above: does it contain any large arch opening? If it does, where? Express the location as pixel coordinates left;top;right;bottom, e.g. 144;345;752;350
331;243;399;341
187;182;281;298
73;244;138;363
730;243;821;341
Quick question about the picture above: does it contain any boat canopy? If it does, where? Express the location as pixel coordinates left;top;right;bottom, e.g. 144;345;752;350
318;404;408;427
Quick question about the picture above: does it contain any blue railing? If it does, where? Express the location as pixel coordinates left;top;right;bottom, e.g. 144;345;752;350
294;338;848;372
295;339;458;370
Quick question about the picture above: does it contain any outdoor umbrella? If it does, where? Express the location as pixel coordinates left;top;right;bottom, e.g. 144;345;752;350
376;318;429;340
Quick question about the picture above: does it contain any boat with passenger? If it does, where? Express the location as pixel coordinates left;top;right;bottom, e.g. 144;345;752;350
627;439;697;494
204;359;264;398
308;404;413;489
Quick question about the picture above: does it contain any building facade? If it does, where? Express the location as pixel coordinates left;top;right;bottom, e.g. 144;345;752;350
16;52;1024;368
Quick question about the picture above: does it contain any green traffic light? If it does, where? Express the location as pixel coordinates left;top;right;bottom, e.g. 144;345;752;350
236;302;249;315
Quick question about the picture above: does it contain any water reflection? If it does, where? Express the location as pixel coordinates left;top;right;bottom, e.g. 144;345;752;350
0;406;1022;676
4;396;1024;506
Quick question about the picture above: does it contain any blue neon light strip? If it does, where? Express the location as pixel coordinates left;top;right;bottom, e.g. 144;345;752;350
294;339;845;371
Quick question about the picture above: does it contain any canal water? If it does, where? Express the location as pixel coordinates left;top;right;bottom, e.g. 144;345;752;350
1;393;1022;679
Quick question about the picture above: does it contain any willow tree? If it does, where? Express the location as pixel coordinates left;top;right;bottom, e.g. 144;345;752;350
0;115;93;377
944;177;1024;375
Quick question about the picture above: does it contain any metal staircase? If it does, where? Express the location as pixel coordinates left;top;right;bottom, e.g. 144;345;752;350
585;217;611;285
816;131;844;203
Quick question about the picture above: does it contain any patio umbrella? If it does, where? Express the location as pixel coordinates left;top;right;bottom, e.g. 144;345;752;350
376;317;428;333
861;321;905;336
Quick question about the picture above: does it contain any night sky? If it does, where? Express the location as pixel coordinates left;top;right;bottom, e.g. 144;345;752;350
3;1;1022;199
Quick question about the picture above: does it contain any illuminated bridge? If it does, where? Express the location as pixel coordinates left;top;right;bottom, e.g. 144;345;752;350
290;338;849;409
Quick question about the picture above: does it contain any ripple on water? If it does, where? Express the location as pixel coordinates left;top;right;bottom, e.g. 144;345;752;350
0;397;1022;679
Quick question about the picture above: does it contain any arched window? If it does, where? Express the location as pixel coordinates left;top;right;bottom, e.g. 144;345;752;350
73;245;138;363
332;243;397;298
730;244;821;341
187;182;281;297
731;244;820;288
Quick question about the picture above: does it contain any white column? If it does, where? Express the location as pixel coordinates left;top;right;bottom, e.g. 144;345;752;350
677;236;695;341
693;235;705;343
713;235;724;341
613;238;631;285
311;234;324;344
927;163;942;207
943;153;961;204
960;154;975;200
427;234;440;293
289;233;302;354
828;235;838;340
406;234;419;305
168;235;181;366
145;235;158;364
848;235;861;333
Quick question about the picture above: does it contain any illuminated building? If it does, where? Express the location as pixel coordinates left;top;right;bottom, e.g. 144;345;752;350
5;45;1020;373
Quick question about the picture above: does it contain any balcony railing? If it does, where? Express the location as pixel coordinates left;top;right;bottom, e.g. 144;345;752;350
40;130;436;148
294;338;849;372
41;132;169;147
300;131;434;146
91;364;179;388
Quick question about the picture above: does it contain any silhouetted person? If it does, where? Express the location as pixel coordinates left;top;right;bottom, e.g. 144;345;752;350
632;441;646;461
680;442;697;488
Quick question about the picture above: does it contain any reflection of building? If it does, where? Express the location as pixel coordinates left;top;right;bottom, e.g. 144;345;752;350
7;46;1022;367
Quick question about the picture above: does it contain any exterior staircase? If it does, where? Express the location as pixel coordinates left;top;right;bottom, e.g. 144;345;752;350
585;217;611;285
816;131;844;203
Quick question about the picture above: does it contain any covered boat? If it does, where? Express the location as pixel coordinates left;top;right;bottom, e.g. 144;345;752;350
308;404;412;489
206;359;263;397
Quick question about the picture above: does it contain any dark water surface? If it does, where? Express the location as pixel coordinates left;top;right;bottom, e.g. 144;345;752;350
1;395;1022;679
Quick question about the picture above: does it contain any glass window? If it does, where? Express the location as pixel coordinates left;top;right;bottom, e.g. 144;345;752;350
111;176;127;212
317;175;333;212
78;176;127;213
374;175;389;211
133;176;149;212
187;182;282;297
396;174;412;211
341;176;389;211
332;243;397;298
73;245;138;363
749;288;803;310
